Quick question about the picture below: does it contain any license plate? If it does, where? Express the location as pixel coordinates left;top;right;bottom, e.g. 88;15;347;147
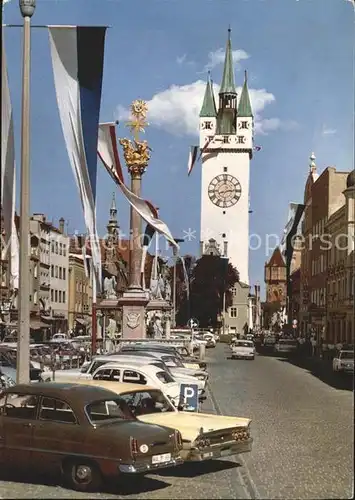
152;453;171;464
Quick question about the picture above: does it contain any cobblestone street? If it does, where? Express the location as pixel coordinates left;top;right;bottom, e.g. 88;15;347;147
0;345;353;499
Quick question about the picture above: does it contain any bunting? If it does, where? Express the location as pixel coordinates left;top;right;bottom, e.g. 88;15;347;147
48;26;107;292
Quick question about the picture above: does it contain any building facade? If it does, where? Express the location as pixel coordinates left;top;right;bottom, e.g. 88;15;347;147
263;247;287;330
300;160;351;344
67;252;93;333
325;170;355;346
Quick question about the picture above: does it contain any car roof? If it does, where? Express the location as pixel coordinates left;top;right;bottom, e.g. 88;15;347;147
72;379;159;394
3;382;121;405
94;363;161;373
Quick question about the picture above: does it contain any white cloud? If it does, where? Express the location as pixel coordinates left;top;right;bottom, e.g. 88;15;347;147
322;126;337;135
117;80;292;137
204;48;249;71
176;54;187;65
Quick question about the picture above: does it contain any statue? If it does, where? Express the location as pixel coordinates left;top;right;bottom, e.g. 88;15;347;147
165;280;172;302
104;276;117;299
153;315;163;339
119;100;150;176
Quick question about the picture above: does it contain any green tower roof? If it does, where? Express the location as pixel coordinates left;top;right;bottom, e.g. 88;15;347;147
219;28;236;94
238;71;253;117
200;73;217;117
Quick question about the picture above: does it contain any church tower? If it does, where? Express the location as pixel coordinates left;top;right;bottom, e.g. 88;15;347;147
106;192;119;244
199;28;254;286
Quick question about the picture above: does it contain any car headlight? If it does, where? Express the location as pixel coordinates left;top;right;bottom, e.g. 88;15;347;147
196;375;206;381
232;428;250;441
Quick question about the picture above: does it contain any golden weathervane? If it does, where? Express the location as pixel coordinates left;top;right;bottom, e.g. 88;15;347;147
120;100;150;174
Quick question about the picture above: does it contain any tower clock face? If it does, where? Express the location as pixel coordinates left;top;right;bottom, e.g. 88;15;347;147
208;174;242;208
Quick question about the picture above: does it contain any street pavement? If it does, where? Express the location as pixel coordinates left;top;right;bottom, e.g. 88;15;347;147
0;344;353;499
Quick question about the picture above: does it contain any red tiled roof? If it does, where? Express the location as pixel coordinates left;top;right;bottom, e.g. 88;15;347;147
265;247;286;268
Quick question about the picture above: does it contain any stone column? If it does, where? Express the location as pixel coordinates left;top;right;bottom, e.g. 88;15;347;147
165;311;171;339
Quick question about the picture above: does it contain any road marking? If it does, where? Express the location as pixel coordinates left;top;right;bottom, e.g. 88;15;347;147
206;381;261;500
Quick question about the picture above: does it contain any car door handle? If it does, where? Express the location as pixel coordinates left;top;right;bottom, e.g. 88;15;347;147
22;422;33;428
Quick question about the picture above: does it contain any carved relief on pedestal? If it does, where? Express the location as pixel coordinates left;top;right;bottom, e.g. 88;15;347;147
126;311;140;329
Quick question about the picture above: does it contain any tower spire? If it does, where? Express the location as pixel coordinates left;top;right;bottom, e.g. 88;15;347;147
238;69;253;117
107;192;119;241
219;27;236;95
200;71;217;117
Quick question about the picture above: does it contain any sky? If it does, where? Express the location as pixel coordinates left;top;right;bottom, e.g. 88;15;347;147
2;0;355;298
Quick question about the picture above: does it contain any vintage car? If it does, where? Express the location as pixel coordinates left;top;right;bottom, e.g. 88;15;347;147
332;349;354;373
230;340;255;360
274;338;298;355
0;383;183;491
71;380;253;462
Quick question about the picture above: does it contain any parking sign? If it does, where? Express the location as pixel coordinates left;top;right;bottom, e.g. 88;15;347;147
179;384;199;412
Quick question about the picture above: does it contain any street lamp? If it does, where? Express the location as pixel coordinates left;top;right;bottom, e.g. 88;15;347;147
17;0;35;384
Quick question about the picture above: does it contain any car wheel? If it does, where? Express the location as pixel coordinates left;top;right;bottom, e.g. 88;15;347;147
63;458;102;492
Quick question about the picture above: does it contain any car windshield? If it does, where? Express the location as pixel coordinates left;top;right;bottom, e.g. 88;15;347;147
340;352;354;359
234;342;253;347
120;389;175;415
155;370;175;384
85;398;134;425
162;355;183;367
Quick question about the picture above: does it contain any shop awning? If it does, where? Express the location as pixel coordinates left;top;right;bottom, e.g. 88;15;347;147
30;320;50;330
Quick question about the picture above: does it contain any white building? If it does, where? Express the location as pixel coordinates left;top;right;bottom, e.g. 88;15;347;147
49;217;69;331
199;29;254;335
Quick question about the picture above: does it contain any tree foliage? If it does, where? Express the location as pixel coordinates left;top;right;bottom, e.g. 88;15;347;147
175;254;239;328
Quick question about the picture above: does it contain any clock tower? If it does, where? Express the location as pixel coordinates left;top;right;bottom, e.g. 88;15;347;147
199;28;253;287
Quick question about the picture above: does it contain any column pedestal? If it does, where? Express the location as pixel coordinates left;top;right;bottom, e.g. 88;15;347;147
118;288;150;339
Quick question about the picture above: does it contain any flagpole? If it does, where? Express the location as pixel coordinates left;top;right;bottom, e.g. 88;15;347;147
17;0;35;384
91;262;97;356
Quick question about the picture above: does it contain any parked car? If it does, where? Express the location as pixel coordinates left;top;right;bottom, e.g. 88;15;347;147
73;381;253;462
0;382;183;491
52;355;207;397
274;339;298;355
89;363;181;406
332;350;354;373
203;333;217;348
230;340;255;360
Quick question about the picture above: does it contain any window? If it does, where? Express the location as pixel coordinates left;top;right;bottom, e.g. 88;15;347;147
55;241;58;254
63;291;66;303
93;368;113;380
59;290;62;303
223;167;228;172
63;245;66;257
156;371;174;384
63;268;66;280
230;307;238;318
240;120;248;129
51;289;53;302
59;267;62;279
59;243;62;256
203;121;212;130
51;240;55;253
122;370;147;385
2;393;38;419
51;265;54;278
223;135;229;144
55;266;58;278
237;136;246;144
34;291;38;305
55;290;58;302
120;390;174;416
39;397;76;424
86;399;131;424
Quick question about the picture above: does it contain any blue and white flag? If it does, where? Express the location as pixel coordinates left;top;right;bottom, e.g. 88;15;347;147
1;33;19;290
48;26;107;293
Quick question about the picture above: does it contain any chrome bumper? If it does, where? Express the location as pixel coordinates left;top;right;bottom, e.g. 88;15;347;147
186;438;253;462
119;456;183;473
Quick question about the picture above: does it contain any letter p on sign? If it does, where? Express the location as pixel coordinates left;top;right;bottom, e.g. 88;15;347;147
179;384;199;412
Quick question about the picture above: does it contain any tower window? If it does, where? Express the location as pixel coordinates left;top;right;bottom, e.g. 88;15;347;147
223;211;226;215
222;233;226;238
240;121;248;129
223;136;230;144
223;167;228;172
203;121;212;130
237;136;246;144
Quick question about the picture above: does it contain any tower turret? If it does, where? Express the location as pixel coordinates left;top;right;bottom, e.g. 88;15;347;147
106;192;119;243
199;72;217;148
216;28;237;135
236;70;254;153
